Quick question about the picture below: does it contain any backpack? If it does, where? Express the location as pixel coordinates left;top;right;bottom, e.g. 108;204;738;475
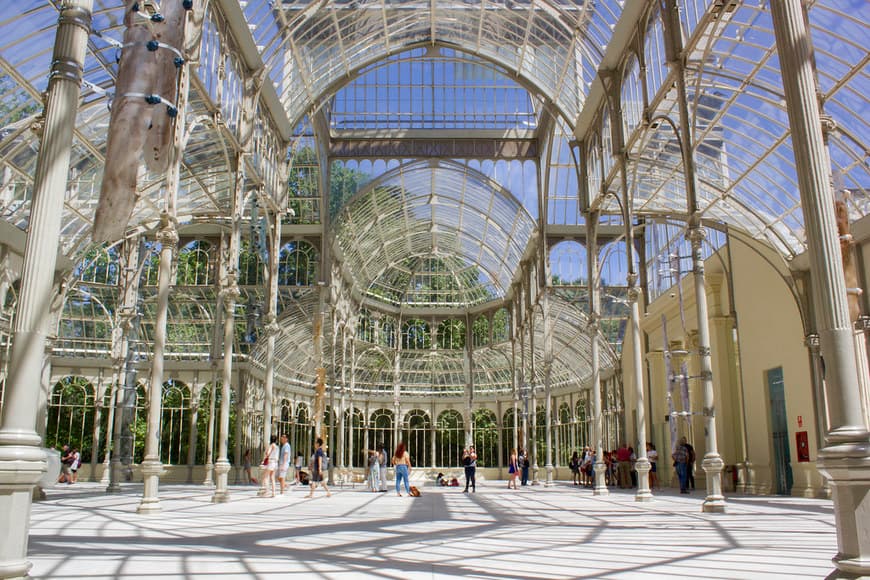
322;454;330;470
409;485;421;497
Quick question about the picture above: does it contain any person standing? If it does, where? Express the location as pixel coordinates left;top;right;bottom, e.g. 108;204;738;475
570;451;581;486
673;437;690;494
683;438;696;490
306;437;331;498
391;442;412;496
243;450;258;485
507;448;519;490
277;434;292;494
378;442;388;492
519;448;530;486
262;435;279;497
616;442;632;489
646;442;658;489
367;449;380;492
462;446;477;493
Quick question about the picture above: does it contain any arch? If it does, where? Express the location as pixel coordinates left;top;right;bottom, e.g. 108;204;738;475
76;245;120;286
550;240;588;286
472;315;489;349
435;409;464;467
403;409;431;467
277;240;318;286
369;408;395;459
45;376;96;463
621;54;643;140
176;240;213;286
492;307;510;343
437;319;466;350
401;318;431;350
238;239;265;286
472;408;498;468
160;380;191;465
502;407;518;465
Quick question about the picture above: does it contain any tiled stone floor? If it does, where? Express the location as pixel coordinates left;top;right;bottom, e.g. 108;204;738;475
27;481;838;579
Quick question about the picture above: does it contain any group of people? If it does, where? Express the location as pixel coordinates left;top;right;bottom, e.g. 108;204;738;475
506;448;531;489
251;434;332;499
368;442;414;496
568;440;693;492
56;444;81;484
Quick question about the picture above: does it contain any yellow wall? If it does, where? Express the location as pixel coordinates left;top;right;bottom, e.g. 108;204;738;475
629;237;826;497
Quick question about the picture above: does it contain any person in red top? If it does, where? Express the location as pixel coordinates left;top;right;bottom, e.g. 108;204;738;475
616;442;632;489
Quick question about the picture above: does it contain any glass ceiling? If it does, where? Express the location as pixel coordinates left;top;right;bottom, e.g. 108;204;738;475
333;159;536;308
0;1;867;400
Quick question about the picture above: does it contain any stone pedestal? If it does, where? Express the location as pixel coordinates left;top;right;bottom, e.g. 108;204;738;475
136;459;164;514
211;460;231;503
634;458;653;502
701;454;726;513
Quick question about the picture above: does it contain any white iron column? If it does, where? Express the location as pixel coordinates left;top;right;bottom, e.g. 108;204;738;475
212;280;239;502
202;362;218;487
771;1;870;573
587;211;608;495
348;337;356;470
137;217;178;514
662;0;723;511
620;174;652;503
542;290;554;486
0;3;91;575
99;366;120;486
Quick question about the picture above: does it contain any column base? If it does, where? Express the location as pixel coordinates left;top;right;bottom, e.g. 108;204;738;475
0;558;31;579
593;460;609;496
212;460;231;503
544;464;554;487
136;458;164;515
634;459;653;502
0;440;46;580
818;438;870;577
702;454;726;513
99;460;111;486
257;465;270;497
202;462;214;487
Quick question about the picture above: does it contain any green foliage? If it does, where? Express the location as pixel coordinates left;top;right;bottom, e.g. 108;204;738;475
472;315;489;347
329;160;369;219
0;73;40;127
437;319;466;349
492;308;510;342
176;241;212;286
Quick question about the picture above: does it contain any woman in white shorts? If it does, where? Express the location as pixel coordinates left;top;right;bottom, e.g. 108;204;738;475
262;435;279;497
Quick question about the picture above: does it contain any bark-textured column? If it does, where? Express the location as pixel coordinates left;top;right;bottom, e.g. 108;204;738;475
0;6;92;574
771;1;870;573
137;217;178;514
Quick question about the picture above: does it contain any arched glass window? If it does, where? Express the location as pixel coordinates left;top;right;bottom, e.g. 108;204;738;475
380;315;397;348
369;408;394;457
160;380;191;465
622;55;643;139
357;308;375;343
344;407;364;467
77;246;120;286
492;308;510;343
472;315;489;348
277;240;318;285
176;240;213;286
472;408;498;468
644;11;668;103
557;402;573;466
45;376;96;462
403;409;431;467
601;107;614;179
435;409;464;467
238;240;264;286
502;407;517;464
294;404;311;459
401;318;430;350
587;133;602;198
549;240;588;286
437;319;465;349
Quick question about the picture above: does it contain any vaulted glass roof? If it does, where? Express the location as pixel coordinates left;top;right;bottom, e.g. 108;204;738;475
334;159;536;308
0;1;867;401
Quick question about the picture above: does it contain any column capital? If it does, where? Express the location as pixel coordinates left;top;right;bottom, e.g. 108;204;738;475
156;213;179;250
804;333;821;352
686;224;707;246
220;283;240;307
